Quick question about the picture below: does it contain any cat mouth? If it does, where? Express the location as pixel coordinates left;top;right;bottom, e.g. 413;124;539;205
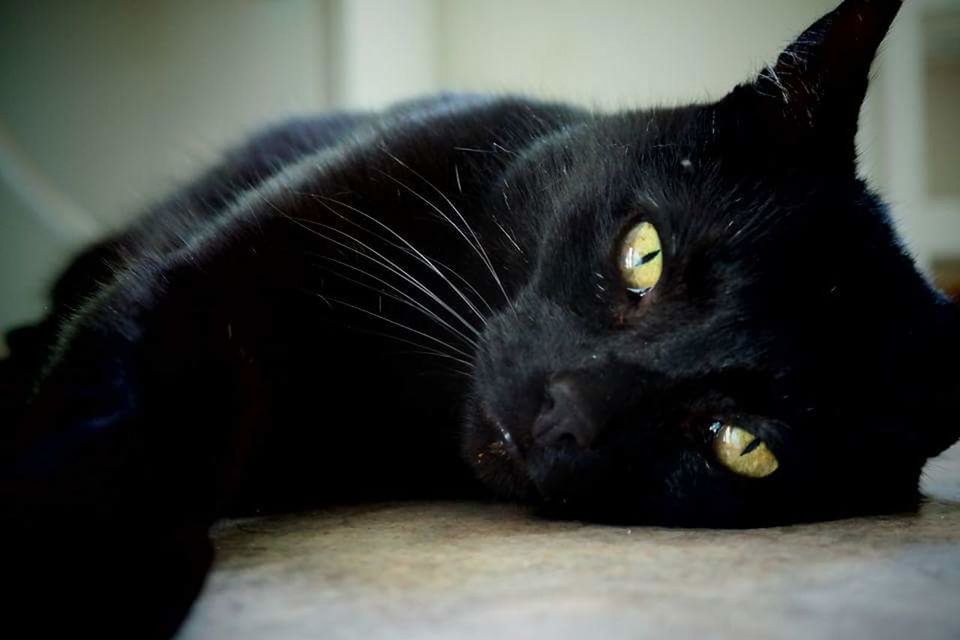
488;416;524;464
469;408;537;499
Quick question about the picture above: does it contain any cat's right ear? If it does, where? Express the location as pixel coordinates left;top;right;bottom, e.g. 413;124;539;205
719;0;902;168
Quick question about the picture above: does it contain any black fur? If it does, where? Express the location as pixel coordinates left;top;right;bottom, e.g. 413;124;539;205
2;0;957;636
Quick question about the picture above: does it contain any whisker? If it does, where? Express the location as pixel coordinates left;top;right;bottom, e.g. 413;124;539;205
315;293;475;361
310;193;494;314
491;215;523;257
374;169;483;258
310;194;490;326
302;219;483;339
346;325;474;370
252;194;481;342
433;260;495;316
317;256;478;349
379;148;514;310
343;326;475;378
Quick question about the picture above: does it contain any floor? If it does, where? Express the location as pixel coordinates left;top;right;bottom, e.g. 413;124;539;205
178;444;960;640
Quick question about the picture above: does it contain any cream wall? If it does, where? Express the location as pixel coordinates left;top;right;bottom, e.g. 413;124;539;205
1;0;957;346
871;0;960;272
0;0;331;339
435;0;838;108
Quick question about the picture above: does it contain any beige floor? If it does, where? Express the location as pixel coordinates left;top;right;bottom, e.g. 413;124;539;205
179;443;960;640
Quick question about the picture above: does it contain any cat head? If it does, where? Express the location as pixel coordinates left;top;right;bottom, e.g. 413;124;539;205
463;0;960;525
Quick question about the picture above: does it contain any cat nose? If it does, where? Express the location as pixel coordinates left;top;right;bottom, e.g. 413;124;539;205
532;376;599;449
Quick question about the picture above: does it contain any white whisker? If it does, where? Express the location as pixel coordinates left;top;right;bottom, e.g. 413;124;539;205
296;217;483;340
343;326;475;377
318;256;478;349
380;148;514;310
317;294;475;361
492;215;523;256
311;194;489;326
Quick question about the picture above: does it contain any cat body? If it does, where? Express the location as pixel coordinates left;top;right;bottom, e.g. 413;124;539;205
2;0;958;636
5;94;582;514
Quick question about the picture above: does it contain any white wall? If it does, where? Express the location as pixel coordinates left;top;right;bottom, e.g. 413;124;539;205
869;0;960;272
329;0;437;107
0;0;331;341
435;0;838;108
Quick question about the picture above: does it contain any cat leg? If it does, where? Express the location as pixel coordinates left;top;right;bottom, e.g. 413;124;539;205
1;246;282;637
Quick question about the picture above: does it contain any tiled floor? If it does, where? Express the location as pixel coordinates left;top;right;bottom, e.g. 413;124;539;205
179;443;960;640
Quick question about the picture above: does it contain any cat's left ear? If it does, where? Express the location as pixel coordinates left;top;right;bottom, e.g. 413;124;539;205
721;0;902;165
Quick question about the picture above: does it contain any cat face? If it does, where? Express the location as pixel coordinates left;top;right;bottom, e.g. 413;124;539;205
462;0;960;525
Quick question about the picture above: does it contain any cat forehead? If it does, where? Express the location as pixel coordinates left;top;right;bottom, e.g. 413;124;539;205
502;112;708;218
527;117;776;229
505;101;878;281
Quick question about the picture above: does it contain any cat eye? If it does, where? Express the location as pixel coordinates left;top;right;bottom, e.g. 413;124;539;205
619;222;663;295
712;423;779;479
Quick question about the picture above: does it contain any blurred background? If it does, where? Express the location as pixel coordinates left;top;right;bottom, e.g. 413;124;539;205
1;0;958;350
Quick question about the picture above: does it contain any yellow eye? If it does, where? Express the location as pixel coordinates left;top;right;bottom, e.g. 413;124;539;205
712;424;779;479
619;221;663;294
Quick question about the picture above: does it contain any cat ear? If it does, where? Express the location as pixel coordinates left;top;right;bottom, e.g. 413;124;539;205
722;0;902;164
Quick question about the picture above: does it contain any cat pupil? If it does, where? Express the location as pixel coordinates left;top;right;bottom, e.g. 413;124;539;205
634;250;661;267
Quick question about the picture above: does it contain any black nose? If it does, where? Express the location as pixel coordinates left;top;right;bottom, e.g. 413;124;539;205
532;377;599;448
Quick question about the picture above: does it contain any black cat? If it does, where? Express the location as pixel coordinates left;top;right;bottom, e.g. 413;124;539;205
2;0;957;636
